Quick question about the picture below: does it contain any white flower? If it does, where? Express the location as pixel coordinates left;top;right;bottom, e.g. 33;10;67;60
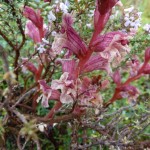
65;0;70;7
42;38;49;44
129;16;134;21
51;31;57;36
60;2;68;13
124;20;131;27
143;24;150;32
37;123;47;132
88;10;94;17
86;23;92;28
37;44;46;53
123;7;142;31
48;11;56;22
137;12;142;17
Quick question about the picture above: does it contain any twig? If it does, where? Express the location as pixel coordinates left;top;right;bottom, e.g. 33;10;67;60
11;88;37;109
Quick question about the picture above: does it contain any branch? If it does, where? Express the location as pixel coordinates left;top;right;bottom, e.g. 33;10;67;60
0;29;16;50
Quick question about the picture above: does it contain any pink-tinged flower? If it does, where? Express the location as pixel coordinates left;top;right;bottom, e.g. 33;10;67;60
52;14;87;58
112;70;121;85
119;85;139;103
81;54;111;74
23;6;43;29
25;21;41;43
56;59;77;80
52;34;68;55
97;0;119;15
51;72;76;103
38;80;60;107
142;64;150;74
92;31;129;52
101;80;110;90
126;56;141;77
97;33;130;67
89;93;103;106
78;77;99;105
145;47;150;63
93;0;118;37
22;58;38;74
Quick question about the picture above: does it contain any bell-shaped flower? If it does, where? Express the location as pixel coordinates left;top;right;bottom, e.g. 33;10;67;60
125;56;141;77
142;64;150;74
97;33;130;67
56;59;77;80
23;6;43;29
51;72;76;103
25;21;41;43
52;14;87;59
93;0;119;37
119;85;139;102
22;58;38;74
144;47;150;63
92;31;129;52
23;6;44;40
78;77;99;105
112;70;121;85
81;54;111;74
38;80;60;107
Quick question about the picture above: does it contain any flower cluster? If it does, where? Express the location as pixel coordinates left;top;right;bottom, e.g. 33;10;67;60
22;0;150;118
143;24;150;34
123;6;142;31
